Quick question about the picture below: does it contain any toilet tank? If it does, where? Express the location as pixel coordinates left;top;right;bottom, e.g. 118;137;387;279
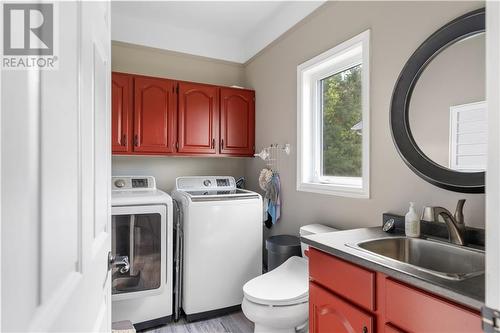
299;224;337;257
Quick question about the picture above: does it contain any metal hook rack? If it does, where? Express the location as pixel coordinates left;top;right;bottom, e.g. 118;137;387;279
254;144;291;172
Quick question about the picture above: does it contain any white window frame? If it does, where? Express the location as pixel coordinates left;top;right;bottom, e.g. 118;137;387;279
297;30;370;198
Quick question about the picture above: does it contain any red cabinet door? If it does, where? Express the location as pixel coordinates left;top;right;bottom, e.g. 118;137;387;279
111;72;132;153
310;282;374;333
134;76;177;154
309;248;376;311
220;87;255;156
385;279;482;333
178;82;218;154
384;323;406;333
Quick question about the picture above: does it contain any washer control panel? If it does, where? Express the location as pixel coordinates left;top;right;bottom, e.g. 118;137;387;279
176;176;236;191
112;176;156;191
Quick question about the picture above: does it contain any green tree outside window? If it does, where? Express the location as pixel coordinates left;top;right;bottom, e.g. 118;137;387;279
321;64;362;177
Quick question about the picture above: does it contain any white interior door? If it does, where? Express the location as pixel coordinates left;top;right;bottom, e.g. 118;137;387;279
1;1;112;331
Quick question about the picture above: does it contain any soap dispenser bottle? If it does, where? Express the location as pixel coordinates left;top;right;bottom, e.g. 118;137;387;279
405;202;420;237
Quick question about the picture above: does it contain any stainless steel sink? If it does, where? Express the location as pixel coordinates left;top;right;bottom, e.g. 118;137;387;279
348;237;484;281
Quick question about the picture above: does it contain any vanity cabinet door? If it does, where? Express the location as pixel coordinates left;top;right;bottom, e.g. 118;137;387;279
219;87;255;156
309;248;375;311
310;282;374;333
384;323;406;333
134;76;177;154
385;279;482;333
112;73;133;153
178;82;218;154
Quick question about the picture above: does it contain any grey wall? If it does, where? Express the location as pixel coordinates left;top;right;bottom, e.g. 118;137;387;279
112;2;486;232
112;41;246;86
113;156;247;192
243;1;485;235
111;42;248;193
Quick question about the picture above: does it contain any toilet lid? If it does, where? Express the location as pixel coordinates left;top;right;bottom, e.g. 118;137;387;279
243;256;308;306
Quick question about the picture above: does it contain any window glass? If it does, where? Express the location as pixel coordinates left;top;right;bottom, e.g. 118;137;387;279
112;213;161;294
321;64;362;178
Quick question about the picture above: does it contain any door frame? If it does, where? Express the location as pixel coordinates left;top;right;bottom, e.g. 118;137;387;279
486;0;500;312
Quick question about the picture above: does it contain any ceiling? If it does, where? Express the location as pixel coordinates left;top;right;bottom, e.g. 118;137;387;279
111;1;326;63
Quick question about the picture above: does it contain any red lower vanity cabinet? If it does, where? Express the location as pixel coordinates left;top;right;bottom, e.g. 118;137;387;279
310;283;374;333
308;248;482;333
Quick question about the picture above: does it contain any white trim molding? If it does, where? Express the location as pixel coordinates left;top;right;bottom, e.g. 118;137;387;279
297;30;370;198
486;0;500;312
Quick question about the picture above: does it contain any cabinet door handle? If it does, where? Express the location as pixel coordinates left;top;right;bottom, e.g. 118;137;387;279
134;135;138;147
122;134;127;146
212;138;215;149
221;139;224;150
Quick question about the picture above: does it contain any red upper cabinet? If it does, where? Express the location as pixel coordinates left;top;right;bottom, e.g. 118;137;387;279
110;72;256;157
178;82;218;154
310;282;374;333
220;87;255;156
134;76;177;154
111;73;133;153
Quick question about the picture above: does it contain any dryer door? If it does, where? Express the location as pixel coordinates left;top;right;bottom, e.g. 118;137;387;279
111;205;166;300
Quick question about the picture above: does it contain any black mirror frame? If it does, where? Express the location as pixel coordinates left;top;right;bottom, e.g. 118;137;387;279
390;8;485;193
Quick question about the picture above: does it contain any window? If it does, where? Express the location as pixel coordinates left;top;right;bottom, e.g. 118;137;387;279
297;30;370;198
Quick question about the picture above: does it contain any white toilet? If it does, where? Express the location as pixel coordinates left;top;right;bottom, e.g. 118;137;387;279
242;224;337;333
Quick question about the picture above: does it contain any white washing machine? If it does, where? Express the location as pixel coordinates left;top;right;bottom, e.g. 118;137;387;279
172;176;262;321
111;176;173;331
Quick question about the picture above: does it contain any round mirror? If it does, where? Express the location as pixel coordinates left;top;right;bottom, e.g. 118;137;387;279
409;32;485;172
391;8;485;193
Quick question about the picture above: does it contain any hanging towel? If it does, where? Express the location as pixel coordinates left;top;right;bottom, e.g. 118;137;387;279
259;168;273;191
266;172;281;224
262;196;269;222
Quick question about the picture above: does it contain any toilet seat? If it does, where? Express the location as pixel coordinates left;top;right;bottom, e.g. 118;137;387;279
243;256;308;306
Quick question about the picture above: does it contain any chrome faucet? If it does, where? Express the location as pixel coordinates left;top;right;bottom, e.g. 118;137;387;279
421;199;467;245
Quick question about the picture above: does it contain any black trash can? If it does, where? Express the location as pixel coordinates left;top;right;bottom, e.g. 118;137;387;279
265;235;301;271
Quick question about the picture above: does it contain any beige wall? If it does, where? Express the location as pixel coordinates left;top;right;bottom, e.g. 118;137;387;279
112;41;246;86
111;42;248;193
243;1;485;235
113;156;247;192
112;2;486;231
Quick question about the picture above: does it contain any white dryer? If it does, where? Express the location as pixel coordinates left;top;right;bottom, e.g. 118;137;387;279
111;176;173;331
172;176;262;321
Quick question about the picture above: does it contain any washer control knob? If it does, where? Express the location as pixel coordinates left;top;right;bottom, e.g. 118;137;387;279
114;179;126;188
203;179;212;187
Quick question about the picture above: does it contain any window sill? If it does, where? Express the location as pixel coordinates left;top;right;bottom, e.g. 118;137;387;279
297;181;369;199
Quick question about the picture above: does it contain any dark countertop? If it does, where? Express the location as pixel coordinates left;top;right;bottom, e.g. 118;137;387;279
301;227;484;311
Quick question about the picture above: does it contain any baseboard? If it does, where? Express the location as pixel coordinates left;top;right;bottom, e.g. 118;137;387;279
134;315;172;332
184;305;241;322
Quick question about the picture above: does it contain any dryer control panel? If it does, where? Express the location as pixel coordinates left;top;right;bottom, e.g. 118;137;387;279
176;176;236;191
112;176;156;191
